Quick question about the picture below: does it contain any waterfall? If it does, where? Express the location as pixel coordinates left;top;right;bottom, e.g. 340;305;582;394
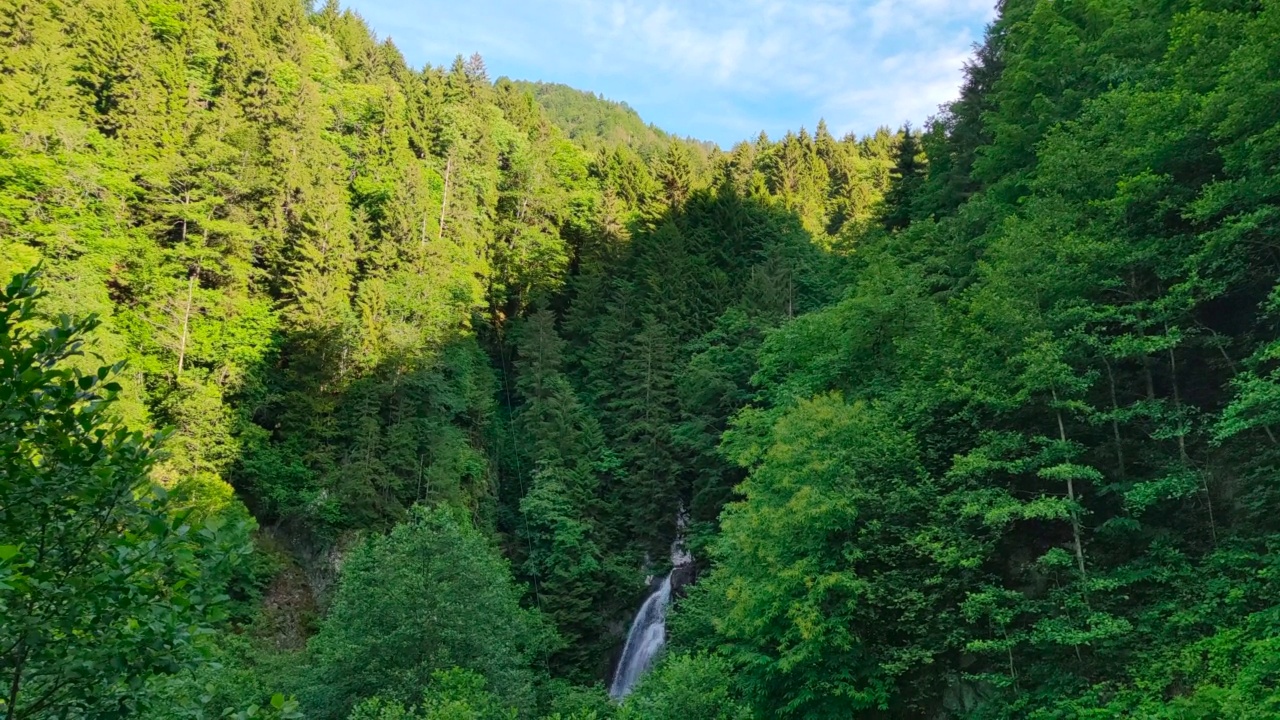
608;571;674;699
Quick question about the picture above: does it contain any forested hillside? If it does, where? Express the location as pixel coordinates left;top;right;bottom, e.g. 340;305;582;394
2;0;1280;718
509;82;671;156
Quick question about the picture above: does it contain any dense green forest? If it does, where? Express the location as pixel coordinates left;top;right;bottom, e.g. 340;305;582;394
2;0;1280;717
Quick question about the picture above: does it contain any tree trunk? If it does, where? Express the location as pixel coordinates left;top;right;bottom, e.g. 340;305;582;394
1053;390;1088;579
438;154;453;243
177;269;197;377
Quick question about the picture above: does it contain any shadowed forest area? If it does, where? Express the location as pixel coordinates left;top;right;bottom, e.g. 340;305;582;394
3;0;1280;718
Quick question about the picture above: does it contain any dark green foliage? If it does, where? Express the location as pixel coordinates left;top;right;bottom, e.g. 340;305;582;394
881;126;926;231
563;187;852;562
303;506;545;719
674;0;1280;716
508;309;631;679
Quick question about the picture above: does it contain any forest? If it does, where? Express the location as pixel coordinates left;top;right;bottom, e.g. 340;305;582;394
2;0;1280;717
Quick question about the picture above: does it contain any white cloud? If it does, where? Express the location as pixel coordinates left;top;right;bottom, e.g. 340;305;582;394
820;43;977;136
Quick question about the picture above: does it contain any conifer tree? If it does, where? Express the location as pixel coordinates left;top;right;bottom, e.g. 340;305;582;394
882;125;926;231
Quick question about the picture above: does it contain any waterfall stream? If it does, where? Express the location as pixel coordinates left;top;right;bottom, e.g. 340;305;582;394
608;571;674;699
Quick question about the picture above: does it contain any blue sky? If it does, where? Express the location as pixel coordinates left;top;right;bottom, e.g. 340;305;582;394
341;0;998;147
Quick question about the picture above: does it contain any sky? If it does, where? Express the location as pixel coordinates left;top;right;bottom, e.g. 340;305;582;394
341;0;999;147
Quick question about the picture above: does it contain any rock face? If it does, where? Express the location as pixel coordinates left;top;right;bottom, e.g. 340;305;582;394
670;561;697;597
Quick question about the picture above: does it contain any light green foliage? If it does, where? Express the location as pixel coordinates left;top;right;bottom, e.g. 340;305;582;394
0;0;604;538
230;693;303;720
347;669;517;720
703;395;984;717
618;653;750;720
345;670;613;720
138;630;301;720
0;271;250;719
536;681;614;720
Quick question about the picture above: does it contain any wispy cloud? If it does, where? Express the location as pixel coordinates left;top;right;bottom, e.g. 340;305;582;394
343;0;996;145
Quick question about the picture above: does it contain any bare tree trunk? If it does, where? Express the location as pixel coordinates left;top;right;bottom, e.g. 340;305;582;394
438;154;453;243
1053;389;1088;579
177;269;197;377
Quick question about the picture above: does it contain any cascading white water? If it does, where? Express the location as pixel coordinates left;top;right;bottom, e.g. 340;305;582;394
608;571;674;699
